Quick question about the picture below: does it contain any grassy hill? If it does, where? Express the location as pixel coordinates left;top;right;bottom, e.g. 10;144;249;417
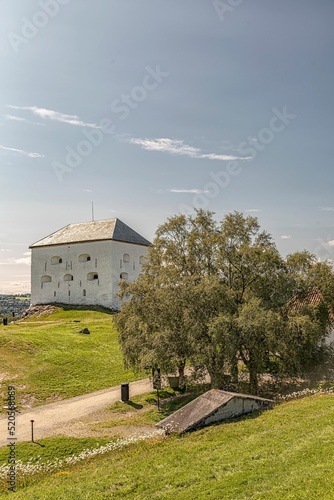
0;306;144;408
1;394;334;498
2;306;334;498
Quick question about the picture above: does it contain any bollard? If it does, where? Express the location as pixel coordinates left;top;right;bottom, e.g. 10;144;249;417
121;382;129;402
30;420;34;442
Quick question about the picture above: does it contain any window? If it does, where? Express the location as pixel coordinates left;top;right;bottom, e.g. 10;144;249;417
120;272;128;280
95;258;97;268
54;291;56;297
51;256;62;265
64;274;73;282
79;254;91;262
41;275;52;283
83;289;86;297
139;255;146;265
120;259;122;269
87;272;98;281
123;253;130;263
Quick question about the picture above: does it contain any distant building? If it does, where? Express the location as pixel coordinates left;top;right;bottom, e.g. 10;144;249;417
289;288;334;345
29;218;150;310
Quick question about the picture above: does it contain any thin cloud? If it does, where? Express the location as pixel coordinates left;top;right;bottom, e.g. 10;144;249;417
168;188;209;194
0;144;44;158
245;209;261;213
13;256;31;265
318;206;334;212
128;137;251;161
1;243;29;246
281;235;291;240
4;114;45;126
5;114;28;122
327;240;334;247
0;258;30;265
7;105;100;129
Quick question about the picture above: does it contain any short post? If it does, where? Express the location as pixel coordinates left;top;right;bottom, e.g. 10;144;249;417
30;420;34;442
121;382;129;402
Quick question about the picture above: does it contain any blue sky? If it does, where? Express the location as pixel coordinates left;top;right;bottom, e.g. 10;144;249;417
1;0;334;293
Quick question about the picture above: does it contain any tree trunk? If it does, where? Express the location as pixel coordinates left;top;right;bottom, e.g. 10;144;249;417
230;354;239;384
178;362;186;389
249;362;258;395
209;370;226;389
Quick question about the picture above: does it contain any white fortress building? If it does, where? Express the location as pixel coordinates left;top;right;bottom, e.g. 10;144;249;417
29;218;150;310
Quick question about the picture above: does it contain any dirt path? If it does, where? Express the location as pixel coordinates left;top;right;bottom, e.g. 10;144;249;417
0;378;152;446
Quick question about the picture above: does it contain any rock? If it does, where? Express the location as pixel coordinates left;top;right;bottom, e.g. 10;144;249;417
79;328;90;335
23;305;57;319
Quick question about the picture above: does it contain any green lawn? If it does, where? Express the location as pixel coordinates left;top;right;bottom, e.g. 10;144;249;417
0;307;144;408
1;394;334;499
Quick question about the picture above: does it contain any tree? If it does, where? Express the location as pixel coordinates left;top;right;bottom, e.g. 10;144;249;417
115;210;334;394
116;211;220;387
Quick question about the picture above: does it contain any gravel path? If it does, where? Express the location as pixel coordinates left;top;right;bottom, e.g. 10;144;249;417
0;378;152;446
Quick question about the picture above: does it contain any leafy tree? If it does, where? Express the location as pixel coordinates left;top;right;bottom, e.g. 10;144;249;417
115;210;334;394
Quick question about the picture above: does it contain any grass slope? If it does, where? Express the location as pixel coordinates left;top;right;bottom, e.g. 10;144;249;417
2;394;334;499
0;307;144;408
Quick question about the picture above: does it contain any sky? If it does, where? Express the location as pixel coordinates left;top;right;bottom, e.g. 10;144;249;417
1;0;334;294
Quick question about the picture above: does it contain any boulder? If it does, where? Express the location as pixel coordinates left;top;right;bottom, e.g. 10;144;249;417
79;328;90;335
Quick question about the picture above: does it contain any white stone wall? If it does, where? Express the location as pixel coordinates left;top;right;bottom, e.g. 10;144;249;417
204;397;266;426
31;240;148;309
110;240;148;309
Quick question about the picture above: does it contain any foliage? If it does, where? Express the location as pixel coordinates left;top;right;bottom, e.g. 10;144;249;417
115;210;334;393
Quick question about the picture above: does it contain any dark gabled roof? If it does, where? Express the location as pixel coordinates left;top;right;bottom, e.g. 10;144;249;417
156;389;273;434
29;218;151;248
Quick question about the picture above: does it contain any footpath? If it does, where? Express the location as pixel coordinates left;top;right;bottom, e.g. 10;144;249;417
0;378;151;446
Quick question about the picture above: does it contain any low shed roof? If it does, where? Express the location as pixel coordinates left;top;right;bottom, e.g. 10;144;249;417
157;389;273;434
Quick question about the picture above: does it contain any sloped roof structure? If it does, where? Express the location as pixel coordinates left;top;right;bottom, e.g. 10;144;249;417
289;289;334;322
29;218;151;248
289;289;323;309
156;389;274;434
